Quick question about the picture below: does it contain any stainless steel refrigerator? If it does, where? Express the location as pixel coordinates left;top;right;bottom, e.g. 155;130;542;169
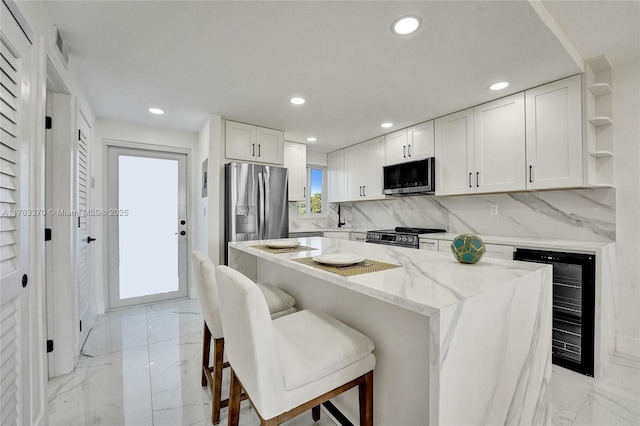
224;162;289;264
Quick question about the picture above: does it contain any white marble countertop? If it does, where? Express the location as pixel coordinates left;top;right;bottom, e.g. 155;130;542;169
229;237;549;317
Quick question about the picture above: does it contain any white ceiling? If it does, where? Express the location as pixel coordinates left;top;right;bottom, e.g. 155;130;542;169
43;1;639;153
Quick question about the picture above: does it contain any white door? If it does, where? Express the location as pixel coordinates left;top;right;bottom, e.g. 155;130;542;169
435;108;475;195
525;75;583;189
76;113;93;347
407;120;435;161
474;92;526;193
1;4;44;424
363;137;384;200
385;129;408;165
107;147;188;309
255;127;283;164
344;143;365;200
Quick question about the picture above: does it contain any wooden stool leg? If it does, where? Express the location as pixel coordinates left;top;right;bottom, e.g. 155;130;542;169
202;322;211;387
228;368;243;426
312;405;321;422
212;338;224;424
358;371;373;426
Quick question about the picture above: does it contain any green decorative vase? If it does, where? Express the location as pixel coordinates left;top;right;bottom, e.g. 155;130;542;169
450;234;486;264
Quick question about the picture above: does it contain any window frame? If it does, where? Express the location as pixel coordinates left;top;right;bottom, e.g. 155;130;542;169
297;166;328;218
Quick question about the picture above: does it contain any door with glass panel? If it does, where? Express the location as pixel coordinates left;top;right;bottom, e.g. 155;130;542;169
107;147;188;308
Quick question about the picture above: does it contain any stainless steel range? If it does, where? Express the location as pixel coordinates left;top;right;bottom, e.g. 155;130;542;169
366;227;446;249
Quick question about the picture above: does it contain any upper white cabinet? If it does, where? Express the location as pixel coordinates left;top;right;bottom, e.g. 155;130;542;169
345;136;385;201
385;121;434;165
435;93;525;195
525;75;583;190
474;93;526;193
225;120;284;164
435;108;475;195
327;150;346;203
283;141;307;201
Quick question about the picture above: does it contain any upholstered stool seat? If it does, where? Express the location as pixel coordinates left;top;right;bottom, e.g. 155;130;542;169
191;251;296;424
215;265;375;426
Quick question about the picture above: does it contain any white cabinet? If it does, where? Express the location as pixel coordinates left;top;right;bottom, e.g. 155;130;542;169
385;121;434;165
225;120;284;164
323;231;350;240
418;238;438;251
284;142;307;201
435;108;475;195
350;232;367;242
525;75;583;189
435;93;525;195
345;137;385;201
327;150;346;202
474;93;526;193
437;239;513;260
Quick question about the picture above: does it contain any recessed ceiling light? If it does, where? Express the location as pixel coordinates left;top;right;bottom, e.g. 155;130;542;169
290;97;306;105
392;15;421;35
148;107;165;115
307;137;317;142
381;122;393;128
489;81;509;91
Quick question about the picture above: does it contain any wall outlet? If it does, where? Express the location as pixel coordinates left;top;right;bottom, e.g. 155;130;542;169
388;206;394;215
490;204;499;215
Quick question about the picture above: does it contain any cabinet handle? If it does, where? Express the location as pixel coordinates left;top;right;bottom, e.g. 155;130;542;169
252;143;255;156
363;185;366;196
529;165;533;183
403;146;406;158
258;144;261;157
408;144;411;158
303;187;306;197
476;172;479;187
469;172;472;188
359;186;362;196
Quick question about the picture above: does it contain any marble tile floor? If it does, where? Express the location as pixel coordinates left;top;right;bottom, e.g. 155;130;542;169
48;298;639;426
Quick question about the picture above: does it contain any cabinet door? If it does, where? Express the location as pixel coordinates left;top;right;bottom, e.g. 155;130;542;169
323;231;350;240
385;129;408;165
256;127;284;164
327;150;345;202
435;108;475;195
419;238;438;251
284;142;306;201
474;93;526;193
363;137;385;200
407;121;434;161
226;121;256;161
350;232;367;242
525;75;583;189
345;144;365;200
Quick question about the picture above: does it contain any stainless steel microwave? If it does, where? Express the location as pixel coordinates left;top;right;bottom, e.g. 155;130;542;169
383;157;435;195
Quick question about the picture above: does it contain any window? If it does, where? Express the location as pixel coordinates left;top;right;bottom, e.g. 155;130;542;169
298;167;326;216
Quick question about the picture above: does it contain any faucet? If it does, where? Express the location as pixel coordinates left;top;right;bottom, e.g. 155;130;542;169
337;203;346;228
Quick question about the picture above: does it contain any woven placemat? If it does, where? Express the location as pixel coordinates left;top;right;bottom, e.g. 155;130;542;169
251;245;318;254
292;256;401;277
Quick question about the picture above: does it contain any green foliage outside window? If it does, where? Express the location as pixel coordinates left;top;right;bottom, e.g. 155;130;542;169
310;193;322;213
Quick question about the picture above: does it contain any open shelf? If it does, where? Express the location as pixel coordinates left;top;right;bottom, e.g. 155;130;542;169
588;117;613;127
588;83;613;97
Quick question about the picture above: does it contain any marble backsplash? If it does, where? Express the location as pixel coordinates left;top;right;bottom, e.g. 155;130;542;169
289;187;615;242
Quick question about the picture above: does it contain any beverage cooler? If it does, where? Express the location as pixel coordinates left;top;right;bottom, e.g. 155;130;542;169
514;248;595;376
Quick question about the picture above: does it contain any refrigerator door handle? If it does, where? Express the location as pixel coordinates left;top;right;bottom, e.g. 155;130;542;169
258;171;266;239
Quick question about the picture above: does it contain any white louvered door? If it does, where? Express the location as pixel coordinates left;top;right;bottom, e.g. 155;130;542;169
1;4;34;425
76;115;91;349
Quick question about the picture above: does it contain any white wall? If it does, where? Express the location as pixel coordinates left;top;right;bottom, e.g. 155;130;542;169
93;118;199;312
613;58;640;358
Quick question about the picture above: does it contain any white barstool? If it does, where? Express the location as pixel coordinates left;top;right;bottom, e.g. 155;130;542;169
215;265;375;426
191;251;296;424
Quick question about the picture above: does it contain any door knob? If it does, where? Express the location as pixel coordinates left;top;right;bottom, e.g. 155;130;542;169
87;236;96;243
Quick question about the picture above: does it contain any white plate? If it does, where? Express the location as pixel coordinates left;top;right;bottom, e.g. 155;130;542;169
265;239;301;249
312;253;365;266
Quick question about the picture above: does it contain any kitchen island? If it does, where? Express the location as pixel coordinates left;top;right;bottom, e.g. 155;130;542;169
228;237;552;425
